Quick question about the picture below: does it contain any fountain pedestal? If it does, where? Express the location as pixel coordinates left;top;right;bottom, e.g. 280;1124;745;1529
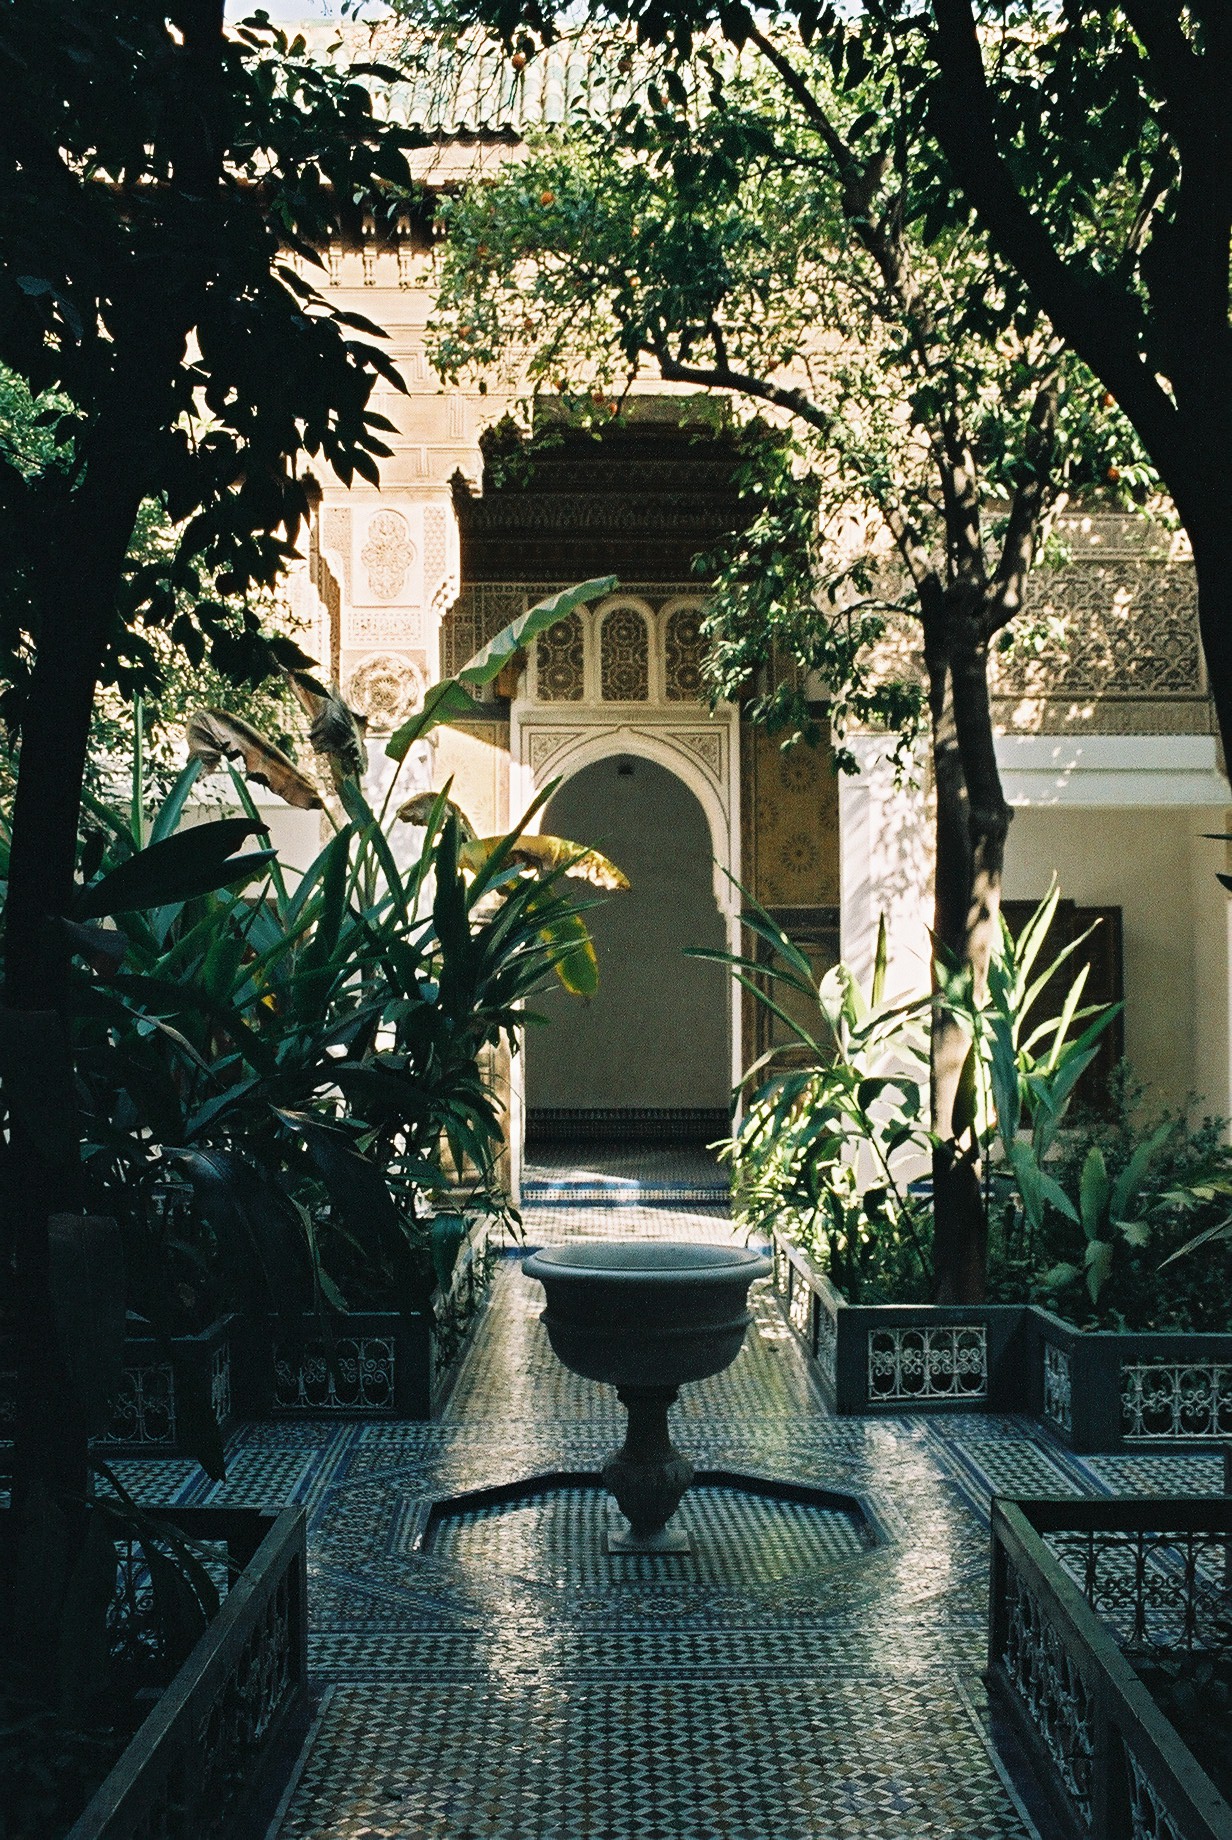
602;1386;694;1552
522;1240;771;1553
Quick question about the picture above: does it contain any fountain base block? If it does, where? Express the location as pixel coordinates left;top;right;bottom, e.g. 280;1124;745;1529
606;1518;690;1555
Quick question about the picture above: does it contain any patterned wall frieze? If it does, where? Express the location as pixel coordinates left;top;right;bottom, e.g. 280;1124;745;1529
346;605;425;648
663;728;725;783
527;728;586;779
852;536;1213;739
320;506;353;599
740;725;840;910
423;505;451;611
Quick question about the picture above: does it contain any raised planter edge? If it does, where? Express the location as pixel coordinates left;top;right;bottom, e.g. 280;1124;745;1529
770;1225;1232;1448
247;1212;500;1421
64;1504;308;1840
987;1493;1232;1840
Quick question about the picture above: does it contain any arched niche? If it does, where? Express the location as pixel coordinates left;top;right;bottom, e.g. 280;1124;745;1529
599;602;651;702
522;754;731;1118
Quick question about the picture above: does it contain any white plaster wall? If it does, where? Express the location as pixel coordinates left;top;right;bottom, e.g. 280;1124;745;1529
1001;805;1231;1119
840;731;1232;1122
839;737;933;1000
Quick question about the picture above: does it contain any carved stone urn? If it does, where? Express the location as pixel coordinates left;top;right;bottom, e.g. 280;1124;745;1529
522;1240;771;1552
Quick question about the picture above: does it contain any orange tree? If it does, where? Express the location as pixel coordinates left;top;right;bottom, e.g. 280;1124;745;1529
419;19;1142;1298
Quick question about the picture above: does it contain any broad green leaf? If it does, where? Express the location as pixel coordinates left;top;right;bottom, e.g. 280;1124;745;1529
75;818;273;918
1085;1236;1114;1303
1036;1167;1080;1225
461;832;630;890
150;758;204;844
534;901;599;996
1079;1145;1110;1241
386;679;483;761
871;912;888;1008
1109;1122;1172;1220
1117;1217;1151;1248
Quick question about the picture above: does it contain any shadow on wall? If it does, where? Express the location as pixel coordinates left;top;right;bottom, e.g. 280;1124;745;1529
526;755;729;1111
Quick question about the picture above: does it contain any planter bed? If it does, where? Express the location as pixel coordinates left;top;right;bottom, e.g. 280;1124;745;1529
0;1314;238;1472
987;1493;1232;1840
94;1313;238;1458
65;1504;308;1840
248;1213;499;1422
771;1228;1232;1449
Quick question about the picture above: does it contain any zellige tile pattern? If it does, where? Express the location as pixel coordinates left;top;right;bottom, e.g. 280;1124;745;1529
116;1177;1220;1839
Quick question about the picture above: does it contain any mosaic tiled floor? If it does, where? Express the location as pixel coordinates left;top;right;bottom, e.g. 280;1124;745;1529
112;1199;1227;1839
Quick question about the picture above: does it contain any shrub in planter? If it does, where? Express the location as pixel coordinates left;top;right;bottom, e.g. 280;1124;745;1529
721;886;1232;1333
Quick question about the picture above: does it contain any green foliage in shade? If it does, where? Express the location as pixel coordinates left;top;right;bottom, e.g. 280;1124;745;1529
690;889;935;1301
73;818;276;919
718;883;1232;1324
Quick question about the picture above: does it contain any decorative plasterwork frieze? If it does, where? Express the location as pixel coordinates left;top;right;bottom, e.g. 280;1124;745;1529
662;727;724;784
345;653;425;736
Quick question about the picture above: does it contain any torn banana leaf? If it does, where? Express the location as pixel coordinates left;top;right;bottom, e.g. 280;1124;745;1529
460;833;629;891
187;709;323;811
286;669;368;780
396;791;478;841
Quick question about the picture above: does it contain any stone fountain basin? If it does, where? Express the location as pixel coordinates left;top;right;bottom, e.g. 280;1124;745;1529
521;1240;772;1391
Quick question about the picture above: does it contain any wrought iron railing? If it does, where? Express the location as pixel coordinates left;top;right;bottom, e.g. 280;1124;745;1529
989;1497;1232;1840
66;1507;307;1840
770;1225;1232;1447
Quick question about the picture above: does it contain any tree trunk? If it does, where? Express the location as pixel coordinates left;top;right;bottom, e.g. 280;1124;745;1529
1186;512;1232;780
7;498;144;1507
928;608;1012;1303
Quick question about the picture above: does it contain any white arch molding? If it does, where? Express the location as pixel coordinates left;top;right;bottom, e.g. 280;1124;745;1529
509;707;742;1200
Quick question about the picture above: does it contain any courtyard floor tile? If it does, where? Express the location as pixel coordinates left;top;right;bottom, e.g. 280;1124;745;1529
113;1201;1225;1839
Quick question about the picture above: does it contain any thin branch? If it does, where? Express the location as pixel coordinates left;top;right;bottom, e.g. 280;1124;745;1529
647;333;833;434
984;371;1060;642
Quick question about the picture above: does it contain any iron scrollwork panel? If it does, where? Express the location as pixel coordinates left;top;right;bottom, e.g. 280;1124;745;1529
867;1324;988;1403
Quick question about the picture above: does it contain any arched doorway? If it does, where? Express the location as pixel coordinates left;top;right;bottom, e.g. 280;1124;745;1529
524;755;731;1147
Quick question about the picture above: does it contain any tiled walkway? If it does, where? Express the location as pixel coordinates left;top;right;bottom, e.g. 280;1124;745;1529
117;1202;1224;1839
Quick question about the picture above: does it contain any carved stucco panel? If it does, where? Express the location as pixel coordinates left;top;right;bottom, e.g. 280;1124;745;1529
528;729;586;780
344;653;425;736
360;509;414;601
663;728;724;783
320;507;352;601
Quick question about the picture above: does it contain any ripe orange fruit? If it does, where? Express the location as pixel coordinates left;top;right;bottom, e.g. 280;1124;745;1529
511;50;527;69
540;189;556;206
1106;464;1121;482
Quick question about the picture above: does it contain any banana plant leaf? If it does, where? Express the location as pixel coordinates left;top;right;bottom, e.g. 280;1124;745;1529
188;708;324;810
459;832;630;890
385;577;617;761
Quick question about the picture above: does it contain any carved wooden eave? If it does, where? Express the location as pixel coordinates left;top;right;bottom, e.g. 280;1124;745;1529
450;420;748;583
